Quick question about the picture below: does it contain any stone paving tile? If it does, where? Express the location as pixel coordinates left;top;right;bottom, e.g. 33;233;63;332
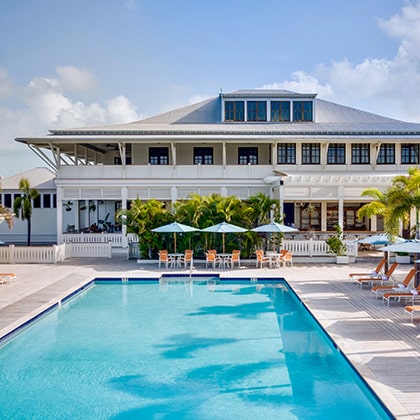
1;257;420;419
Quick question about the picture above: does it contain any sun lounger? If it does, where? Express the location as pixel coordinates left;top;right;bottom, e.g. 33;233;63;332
349;258;385;279
382;282;420;307
0;273;16;285
354;262;398;288
371;268;416;298
404;305;420;322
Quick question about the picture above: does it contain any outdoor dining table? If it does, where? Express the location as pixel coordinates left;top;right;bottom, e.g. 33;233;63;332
217;253;233;269
168;253;184;268
265;252;282;268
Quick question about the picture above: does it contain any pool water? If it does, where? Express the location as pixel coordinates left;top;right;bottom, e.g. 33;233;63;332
0;279;392;419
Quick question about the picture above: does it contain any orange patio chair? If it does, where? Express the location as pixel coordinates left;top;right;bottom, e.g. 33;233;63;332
158;250;175;269
371;268;417;298
255;250;270;268
179;250;194;268
226;250;241;269
279;250;293;267
354;262;398;288
404;305;420;323
383;281;420;307
0;273;16;285
205;250;222;269
349;257;386;279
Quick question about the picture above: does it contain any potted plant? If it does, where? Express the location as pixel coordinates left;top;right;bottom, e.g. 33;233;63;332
325;224;349;264
395;252;411;264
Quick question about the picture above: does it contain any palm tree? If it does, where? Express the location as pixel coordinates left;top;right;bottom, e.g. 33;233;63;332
357;188;389;224
13;178;39;246
247;192;278;226
0;185;14;229
386;167;420;239
0;204;14;229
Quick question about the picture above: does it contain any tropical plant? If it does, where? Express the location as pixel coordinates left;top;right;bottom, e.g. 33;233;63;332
116;193;278;259
13;178;40;246
357;188;389;220
0;204;14;229
246;193;277;227
385;167;420;240
116;198;171;258
325;224;347;256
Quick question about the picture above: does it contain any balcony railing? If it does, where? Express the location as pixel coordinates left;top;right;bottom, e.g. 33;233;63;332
58;164;273;180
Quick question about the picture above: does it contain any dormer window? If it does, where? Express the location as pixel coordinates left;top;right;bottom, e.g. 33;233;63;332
293;101;313;121
247;101;267;121
225;101;244;121
271;101;291;122
221;91;315;122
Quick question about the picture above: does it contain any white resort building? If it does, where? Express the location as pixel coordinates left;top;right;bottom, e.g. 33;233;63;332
3;89;420;251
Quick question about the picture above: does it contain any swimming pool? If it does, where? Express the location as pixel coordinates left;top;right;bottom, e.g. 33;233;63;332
0;277;392;419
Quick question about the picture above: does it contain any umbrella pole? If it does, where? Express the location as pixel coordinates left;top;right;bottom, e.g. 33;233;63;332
174;232;177;253
223;233;225;253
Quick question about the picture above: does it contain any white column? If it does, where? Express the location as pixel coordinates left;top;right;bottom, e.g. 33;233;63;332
371;215;378;232
121;187;128;248
56;186;63;244
321;202;327;231
75;200;80;232
278;180;284;219
171;186;177;205
338;184;344;234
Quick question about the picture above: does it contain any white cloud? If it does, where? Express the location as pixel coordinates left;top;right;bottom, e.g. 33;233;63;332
0;67;15;98
56;66;98;94
0;66;142;177
266;2;420;122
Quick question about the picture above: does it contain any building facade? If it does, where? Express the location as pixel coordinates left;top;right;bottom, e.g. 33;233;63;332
0;168;57;244
14;89;420;245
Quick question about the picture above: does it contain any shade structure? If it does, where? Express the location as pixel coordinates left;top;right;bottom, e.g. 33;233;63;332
358;234;405;246
251;222;299;233
364;235;406;273
201;222;248;253
151;222;199;252
380;240;420;287
379;240;420;253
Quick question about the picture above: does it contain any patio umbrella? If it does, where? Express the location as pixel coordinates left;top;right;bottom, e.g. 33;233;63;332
378;240;420;253
251;222;299;251
360;234;406;272
201;222;247;253
251;222;299;233
358;234;405;246
379;240;420;287
151;222;199;253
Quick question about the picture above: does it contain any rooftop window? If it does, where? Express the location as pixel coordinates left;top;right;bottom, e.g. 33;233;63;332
293;101;313;122
247;101;266;121
271;101;291;122
225;101;244;121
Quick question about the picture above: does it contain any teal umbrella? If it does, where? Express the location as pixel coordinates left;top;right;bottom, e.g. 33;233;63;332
201;222;247;253
152;222;199;253
251;222;299;233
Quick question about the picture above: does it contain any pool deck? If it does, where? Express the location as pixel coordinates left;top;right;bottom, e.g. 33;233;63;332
1;255;420;419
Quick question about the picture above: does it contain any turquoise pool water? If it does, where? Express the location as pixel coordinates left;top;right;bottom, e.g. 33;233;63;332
0;278;392;419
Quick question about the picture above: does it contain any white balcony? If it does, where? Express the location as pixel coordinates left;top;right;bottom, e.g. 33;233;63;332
58;164;274;181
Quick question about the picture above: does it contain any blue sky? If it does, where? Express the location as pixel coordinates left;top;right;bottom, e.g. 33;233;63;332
0;0;418;177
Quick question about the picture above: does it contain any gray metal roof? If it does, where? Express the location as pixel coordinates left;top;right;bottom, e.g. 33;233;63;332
44;90;420;137
0;167;56;190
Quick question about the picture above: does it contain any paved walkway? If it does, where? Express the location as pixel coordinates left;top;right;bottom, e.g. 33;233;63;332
1;257;420;419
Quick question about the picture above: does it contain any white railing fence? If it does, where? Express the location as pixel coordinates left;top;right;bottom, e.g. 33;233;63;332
0;242;112;263
67;242;112;258
0;244;67;264
62;233;137;247
282;239;358;257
